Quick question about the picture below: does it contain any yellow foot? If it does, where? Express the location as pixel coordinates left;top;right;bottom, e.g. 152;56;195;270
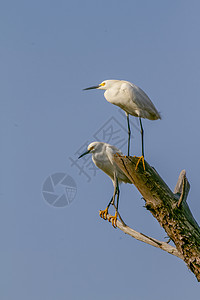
108;212;118;228
135;155;145;171
99;207;108;220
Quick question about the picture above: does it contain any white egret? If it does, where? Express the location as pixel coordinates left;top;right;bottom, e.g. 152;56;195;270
84;80;161;170
78;142;131;227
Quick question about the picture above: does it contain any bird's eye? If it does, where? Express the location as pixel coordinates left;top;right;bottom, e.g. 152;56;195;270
89;146;94;151
100;82;105;86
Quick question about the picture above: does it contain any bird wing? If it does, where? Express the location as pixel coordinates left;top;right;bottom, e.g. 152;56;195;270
106;144;131;184
122;81;161;119
106;144;123;163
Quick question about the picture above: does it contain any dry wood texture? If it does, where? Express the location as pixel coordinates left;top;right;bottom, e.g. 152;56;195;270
113;155;200;281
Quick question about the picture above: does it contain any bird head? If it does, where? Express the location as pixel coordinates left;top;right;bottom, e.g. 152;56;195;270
83;80;118;91
78;142;103;159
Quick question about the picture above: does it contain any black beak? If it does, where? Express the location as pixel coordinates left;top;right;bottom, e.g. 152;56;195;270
83;85;100;91
78;149;91;159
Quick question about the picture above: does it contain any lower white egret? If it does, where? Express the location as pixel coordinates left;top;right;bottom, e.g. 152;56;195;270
84;80;161;169
78;142;131;227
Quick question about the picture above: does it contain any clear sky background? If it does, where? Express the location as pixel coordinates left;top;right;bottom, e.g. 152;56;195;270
1;0;200;299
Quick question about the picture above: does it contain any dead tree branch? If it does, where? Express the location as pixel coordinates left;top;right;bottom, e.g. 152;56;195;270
107;213;183;259
112;155;200;281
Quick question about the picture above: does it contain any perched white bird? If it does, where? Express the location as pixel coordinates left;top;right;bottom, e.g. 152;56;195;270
78;141;131;227
84;79;161;169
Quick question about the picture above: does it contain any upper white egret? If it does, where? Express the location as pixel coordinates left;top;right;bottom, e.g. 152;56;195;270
78;141;131;227
84;80;161;169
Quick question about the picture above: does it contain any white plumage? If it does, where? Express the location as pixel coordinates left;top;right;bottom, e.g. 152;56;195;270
101;80;161;120
84;79;161;159
78;142;131;227
88;142;131;184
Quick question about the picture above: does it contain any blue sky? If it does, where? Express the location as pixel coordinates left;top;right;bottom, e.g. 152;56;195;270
1;0;200;299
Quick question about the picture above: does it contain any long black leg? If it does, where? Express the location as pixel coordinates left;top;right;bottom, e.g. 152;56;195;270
115;177;120;213
107;175;120;227
107;190;117;208
99;175;119;222
126;113;131;156
99;189;117;220
139;117;144;157
105;176;119;212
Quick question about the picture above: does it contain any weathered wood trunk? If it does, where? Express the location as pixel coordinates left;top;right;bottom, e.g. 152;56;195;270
113;155;200;281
